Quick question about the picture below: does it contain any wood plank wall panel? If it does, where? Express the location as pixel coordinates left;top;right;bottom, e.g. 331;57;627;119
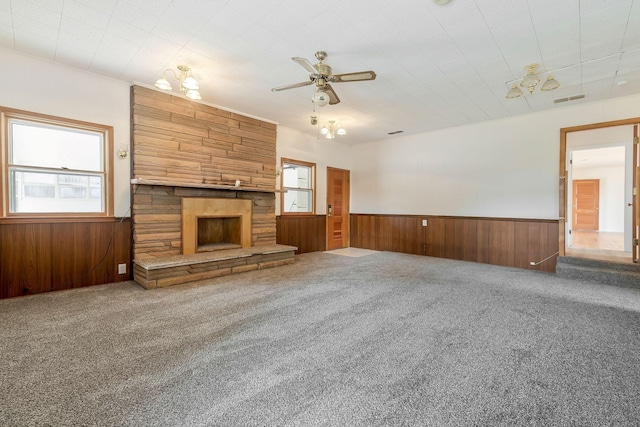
425;218;446;258
350;214;559;272
350;215;378;250
386;217;423;255
444;218;478;261
131;85;277;191
476;220;517;266
276;215;326;254
0;219;131;299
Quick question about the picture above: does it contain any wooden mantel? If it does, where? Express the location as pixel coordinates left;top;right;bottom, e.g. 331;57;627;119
130;178;279;193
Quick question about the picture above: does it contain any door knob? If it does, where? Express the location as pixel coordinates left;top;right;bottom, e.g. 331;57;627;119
629;203;634;206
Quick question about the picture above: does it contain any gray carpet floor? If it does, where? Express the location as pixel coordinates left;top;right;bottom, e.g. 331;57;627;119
1;251;640;426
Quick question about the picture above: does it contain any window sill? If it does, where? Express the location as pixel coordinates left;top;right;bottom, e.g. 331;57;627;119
0;216;127;224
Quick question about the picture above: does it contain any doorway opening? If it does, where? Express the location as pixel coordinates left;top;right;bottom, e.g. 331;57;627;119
560;120;638;264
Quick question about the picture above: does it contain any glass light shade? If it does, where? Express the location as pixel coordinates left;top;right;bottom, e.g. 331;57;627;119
320;126;329;135
182;76;199;90
185;89;201;100
520;72;540;94
154;77;172;91
506;84;523;99
520;73;540;88
325;132;334;139
540;74;560;91
336;127;346;136
312;90;330;107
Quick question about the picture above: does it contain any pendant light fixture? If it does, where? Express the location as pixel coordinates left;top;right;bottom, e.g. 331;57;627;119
320;120;346;139
154;65;201;100
505;63;560;99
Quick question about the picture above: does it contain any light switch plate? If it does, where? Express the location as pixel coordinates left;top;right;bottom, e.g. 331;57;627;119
118;263;127;274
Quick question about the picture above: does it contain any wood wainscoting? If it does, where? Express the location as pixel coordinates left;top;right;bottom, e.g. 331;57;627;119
350;214;559;273
0;218;131;299
277;213;558;272
276;215;327;254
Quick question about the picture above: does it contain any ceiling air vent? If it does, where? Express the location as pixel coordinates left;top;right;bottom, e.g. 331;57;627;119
388;130;404;135
554;94;586;104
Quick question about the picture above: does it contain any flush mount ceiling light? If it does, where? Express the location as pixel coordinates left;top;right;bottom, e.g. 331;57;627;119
433;0;451;4
320;120;346;139
505;63;560;99
154;65;201;100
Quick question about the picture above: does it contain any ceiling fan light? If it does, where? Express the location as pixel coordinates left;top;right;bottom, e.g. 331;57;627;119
506;84;523;99
320;125;329;135
312;90;330;107
154;76;172;91
541;74;560;91
185;89;201;100
336;126;346;136
325;133;334;139
182;76;199;90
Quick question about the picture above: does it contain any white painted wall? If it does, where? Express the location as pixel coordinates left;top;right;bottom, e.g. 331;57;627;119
348;94;640;219
0;47;132;217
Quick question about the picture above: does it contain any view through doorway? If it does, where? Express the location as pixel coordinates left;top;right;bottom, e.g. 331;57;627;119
562;122;636;264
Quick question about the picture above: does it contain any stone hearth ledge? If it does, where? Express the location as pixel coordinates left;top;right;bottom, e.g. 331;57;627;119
133;244;298;289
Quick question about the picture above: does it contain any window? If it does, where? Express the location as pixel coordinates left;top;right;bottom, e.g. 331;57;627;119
281;158;315;215
2;108;113;218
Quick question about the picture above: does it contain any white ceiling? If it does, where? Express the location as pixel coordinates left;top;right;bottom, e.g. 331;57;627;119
572;146;626;168
2;0;640;145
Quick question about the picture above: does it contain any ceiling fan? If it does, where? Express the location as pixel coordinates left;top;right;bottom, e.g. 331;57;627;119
271;51;377;107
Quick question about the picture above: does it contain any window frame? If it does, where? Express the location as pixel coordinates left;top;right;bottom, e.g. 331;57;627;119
280;157;316;216
1;107;114;220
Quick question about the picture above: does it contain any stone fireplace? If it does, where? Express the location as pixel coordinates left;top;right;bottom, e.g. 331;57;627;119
129;85;296;289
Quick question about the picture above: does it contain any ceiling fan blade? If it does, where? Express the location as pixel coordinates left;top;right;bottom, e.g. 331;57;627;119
331;71;377;82
271;80;314;92
292;57;317;74
324;84;341;105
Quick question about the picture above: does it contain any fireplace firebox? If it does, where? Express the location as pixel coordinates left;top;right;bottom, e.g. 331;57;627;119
197;216;242;251
181;198;252;255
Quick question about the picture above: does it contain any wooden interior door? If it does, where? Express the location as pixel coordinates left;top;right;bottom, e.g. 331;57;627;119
572;179;600;230
326;167;350;250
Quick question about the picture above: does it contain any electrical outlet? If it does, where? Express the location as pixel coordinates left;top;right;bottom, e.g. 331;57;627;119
118;263;127;274
422;219;427;227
